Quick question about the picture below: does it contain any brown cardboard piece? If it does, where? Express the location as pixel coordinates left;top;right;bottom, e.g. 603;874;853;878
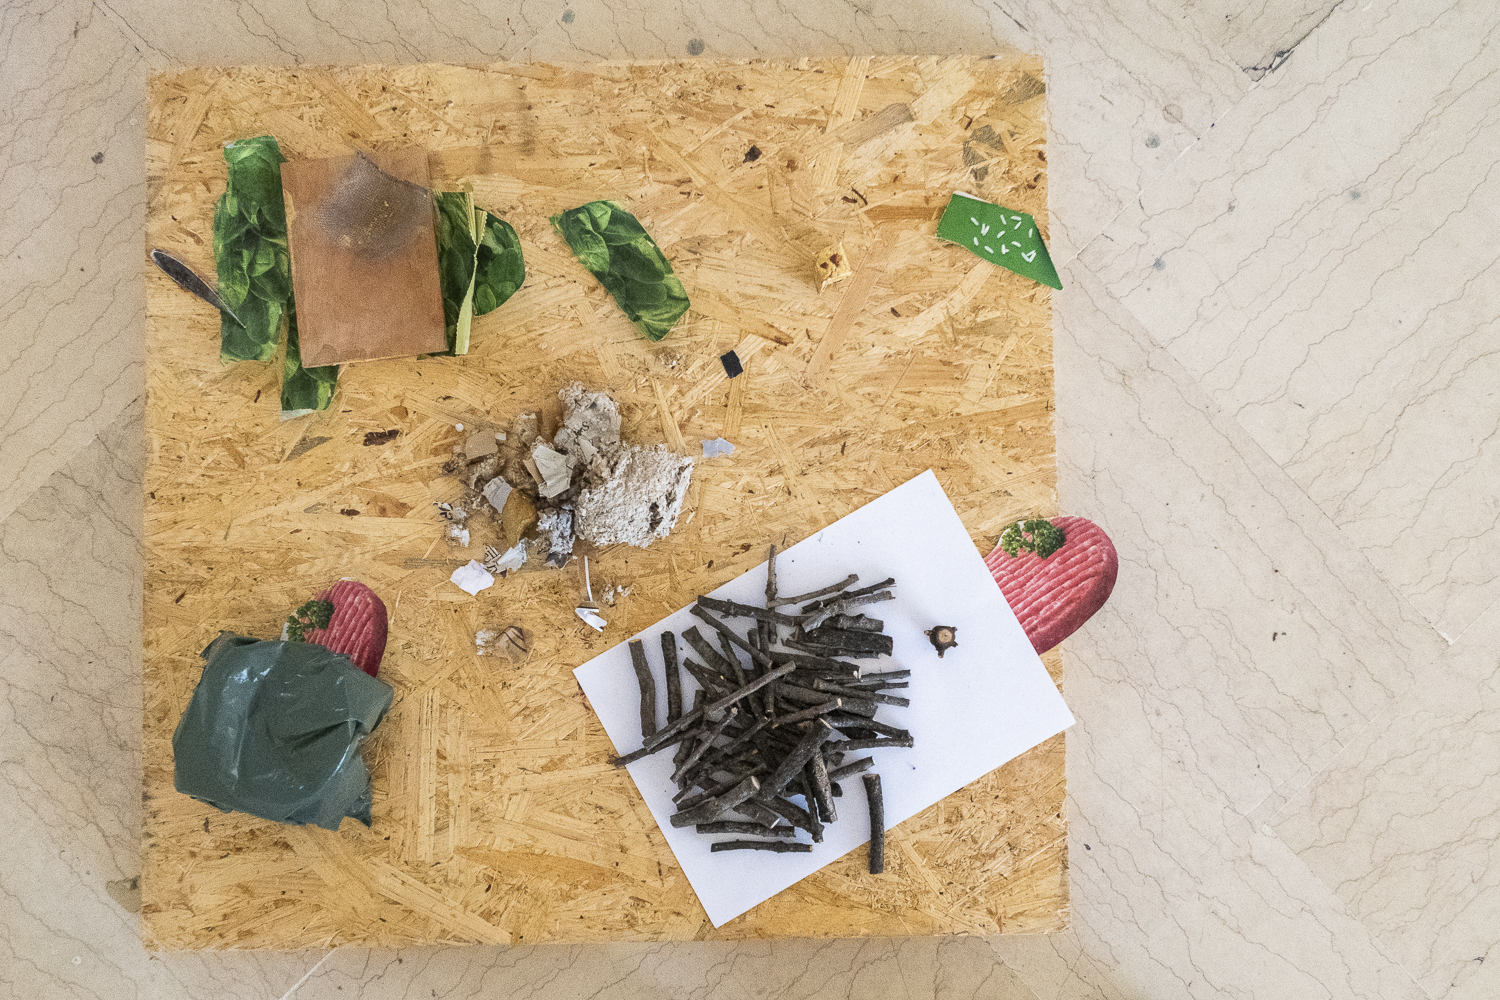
282;149;447;366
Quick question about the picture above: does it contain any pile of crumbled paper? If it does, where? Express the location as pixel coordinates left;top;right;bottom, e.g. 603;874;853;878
440;383;695;582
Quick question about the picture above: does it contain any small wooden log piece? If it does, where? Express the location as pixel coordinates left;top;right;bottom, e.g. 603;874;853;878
797;772;824;843
831;736;915;751
628;640;659;739
763;795;817;834
863;773;885;874
641;705;705;751
799;627;895;656
696;821;796;838
681;626;742;676
801;592;896;630
670;774;761;828
765;544;778;605
710;840;813;854
761;719;835;797
807;752;837;823
661;631;683;722
733;799;785;828
771;698;842;727
827;755;874;781
825;613;884;632
681;657;734;697
612;727;693;766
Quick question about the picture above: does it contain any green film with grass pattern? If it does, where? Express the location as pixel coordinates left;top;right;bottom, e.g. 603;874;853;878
935;192;1061;290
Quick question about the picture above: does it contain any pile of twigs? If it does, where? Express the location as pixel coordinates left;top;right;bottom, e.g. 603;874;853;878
616;546;904;871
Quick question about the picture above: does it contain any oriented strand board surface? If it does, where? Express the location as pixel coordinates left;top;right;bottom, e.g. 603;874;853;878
282;148;448;365
143;57;1062;949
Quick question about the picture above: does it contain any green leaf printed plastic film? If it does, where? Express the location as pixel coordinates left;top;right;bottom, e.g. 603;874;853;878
935;192;1061;290
280;307;339;418
213;136;295;362
551;200;689;342
434;191;525;355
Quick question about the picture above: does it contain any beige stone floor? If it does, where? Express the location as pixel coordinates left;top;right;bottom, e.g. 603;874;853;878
4;0;1498;996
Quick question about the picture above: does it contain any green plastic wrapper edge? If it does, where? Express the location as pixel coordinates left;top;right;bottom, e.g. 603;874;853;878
935;192;1062;290
173;632;394;831
551;200;690;342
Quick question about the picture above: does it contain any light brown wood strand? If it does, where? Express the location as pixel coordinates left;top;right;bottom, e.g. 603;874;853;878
143;56;1061;950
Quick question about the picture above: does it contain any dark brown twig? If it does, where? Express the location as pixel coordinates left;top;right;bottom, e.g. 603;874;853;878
808;752;837;823
695;595;802;627
671;708;740;784
830;736;914;751
803;577;895;612
690;606;775;669
761;719;835;797
702;664;796;717
770;574;859;608
670;774;761;827
661;631;683;723
628;640;657;739
682;626;741;678
711;840;812;854
863;773;885;874
696;821;796;838
828;756;874;781
771;698;842;726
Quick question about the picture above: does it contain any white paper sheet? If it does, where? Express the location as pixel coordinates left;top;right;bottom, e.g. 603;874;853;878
572;470;1074;927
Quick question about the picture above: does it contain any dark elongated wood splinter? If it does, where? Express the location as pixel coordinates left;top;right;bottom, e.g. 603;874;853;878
711;840;813;854
863;773;885;874
771;573;859;608
661;631;683;722
628;639;657;738
697;821;796;838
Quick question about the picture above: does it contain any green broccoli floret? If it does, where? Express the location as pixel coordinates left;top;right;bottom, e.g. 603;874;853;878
999;518;1066;559
284;598;334;642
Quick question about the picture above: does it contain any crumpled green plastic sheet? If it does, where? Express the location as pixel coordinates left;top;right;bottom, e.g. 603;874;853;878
173;632;394;831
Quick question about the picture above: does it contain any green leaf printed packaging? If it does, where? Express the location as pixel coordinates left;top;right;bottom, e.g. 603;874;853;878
551;200;689;342
935;192;1061;290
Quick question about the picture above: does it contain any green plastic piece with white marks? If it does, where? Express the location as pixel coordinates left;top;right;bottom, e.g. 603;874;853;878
935;192;1061;290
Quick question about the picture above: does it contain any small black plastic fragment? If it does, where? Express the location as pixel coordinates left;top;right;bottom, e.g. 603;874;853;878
720;350;744;378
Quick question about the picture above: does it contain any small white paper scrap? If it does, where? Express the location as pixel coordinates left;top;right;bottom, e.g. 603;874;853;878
533;444;572;499
573;470;1075;927
450;560;495;596
482;476;513;514
701;437;736;458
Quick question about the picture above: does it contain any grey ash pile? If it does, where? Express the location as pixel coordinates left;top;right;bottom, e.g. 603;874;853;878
442;383;695;572
617;547;904;871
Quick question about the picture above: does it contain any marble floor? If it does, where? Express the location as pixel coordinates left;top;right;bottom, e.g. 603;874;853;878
4;0;1497;996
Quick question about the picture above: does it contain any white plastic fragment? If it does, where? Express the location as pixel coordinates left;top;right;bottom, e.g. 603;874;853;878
575;606;608;631
447;523;470;546
701;437;736;458
450;560;495;596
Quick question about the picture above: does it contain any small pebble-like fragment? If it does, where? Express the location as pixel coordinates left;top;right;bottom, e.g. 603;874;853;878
815;242;853;293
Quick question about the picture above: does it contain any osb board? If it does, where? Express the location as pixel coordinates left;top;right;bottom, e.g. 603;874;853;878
143;57;1062;950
